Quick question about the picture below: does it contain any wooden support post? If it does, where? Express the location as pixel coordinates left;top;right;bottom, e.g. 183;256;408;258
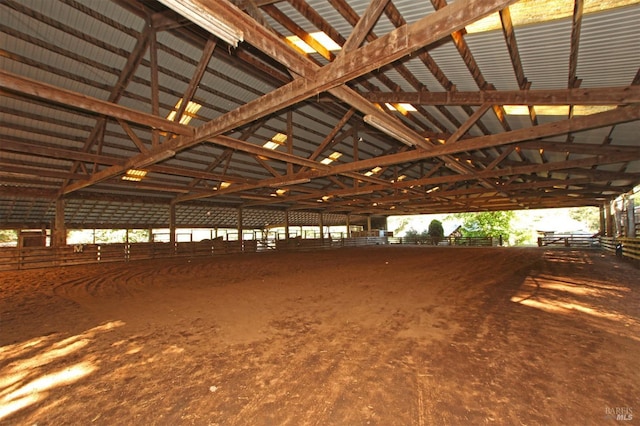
319;212;324;241
284;210;290;239
605;201;614;237
287;110;293;176
346;214;351;238
238;207;243;250
367;215;372;232
52;197;66;247
599;205;606;237
626;198;636;237
169;204;176;244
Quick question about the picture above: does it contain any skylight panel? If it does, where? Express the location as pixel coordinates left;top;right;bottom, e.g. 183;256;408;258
466;0;638;34
167;99;202;125
122;169;147;182
286;31;342;54
364;166;383;176
503;105;617;116
214;181;232;190
320;151;343;165
385;103;417;113
263;132;287;150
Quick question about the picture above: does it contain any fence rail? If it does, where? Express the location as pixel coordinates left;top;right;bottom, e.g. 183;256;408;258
537;234;599;248
389;236;497;246
0;236;381;271
2;236;637;271
600;237;640;261
0;239;250;271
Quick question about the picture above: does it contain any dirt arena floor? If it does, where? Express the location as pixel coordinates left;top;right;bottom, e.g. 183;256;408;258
1;246;638;425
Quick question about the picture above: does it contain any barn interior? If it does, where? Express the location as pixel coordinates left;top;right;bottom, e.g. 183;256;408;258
1;0;639;241
1;0;640;424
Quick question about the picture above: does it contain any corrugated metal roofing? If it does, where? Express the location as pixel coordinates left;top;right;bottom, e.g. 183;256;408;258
577;5;640;87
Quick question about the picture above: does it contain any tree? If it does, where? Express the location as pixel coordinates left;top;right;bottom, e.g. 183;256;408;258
404;228;432;244
392;217;412;236
404;228;420;244
0;230;16;244
450;211;514;242
427;219;444;245
568;207;600;232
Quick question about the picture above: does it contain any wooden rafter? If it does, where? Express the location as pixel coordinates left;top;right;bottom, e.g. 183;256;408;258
362;86;640;106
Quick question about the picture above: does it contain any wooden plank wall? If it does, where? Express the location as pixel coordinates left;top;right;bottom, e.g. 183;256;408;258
601;237;640;261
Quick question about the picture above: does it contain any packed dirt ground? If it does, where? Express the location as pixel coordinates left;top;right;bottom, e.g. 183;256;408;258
1;246;638;425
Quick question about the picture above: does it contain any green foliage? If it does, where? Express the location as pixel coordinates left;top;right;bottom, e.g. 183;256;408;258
427;219;444;245
511;228;533;246
392;217;412;236
404;228;418;238
450;211;514;241
127;230;150;243
0;229;17;243
568;207;600;232
92;229;149;243
404;228;431;244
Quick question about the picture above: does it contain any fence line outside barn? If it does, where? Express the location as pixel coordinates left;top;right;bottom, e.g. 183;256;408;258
2;233;637;272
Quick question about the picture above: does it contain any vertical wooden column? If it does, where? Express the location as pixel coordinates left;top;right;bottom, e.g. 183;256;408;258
238;207;243;250
367;215;372;232
319;212;324;241
346;214;351;238
284;209;290;239
52;197;66;247
286;110;293;176
626;198;636;237
149;26;160;147
605;201;614;237
599;205;606;236
169;204;176;244
352;125;359;192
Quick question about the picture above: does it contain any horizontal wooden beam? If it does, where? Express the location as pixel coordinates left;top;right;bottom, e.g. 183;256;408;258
54;0;515;195
182;0;516;146
0;139;257;185
0;70;193;136
361;86;640;105
174;104;640;203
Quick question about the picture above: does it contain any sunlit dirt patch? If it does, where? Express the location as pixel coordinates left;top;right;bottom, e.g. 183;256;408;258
511;251;639;340
0;321;124;421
